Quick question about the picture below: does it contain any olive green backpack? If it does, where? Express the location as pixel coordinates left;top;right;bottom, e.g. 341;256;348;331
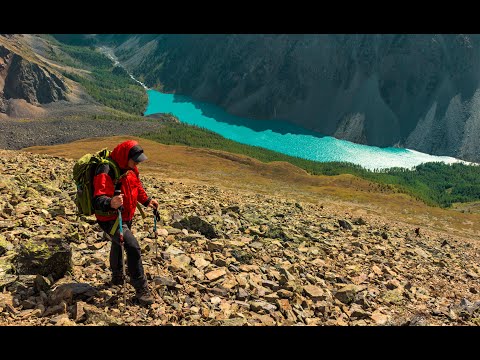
72;148;120;216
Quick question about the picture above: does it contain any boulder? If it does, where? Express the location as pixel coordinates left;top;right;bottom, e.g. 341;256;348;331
265;228;293;241
334;285;365;304
49;283;99;305
15;238;72;280
231;249;253;264
33;274;53;293
0;234;14;255
0;255;17;290
74;301;123;325
205;268;227;281
174;216;218;239
338;219;353;230
303;285;326;301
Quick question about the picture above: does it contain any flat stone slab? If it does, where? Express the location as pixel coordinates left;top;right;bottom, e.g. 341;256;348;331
205;268;227;281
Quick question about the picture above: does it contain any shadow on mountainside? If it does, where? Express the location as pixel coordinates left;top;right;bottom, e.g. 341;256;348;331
171;93;327;138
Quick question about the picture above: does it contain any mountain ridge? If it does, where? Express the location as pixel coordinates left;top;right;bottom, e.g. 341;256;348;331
92;34;480;163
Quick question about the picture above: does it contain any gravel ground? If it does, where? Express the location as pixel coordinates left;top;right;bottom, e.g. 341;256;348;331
0;118;165;150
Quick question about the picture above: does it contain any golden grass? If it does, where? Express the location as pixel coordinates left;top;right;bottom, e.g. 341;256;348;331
451;201;480;214
23;135;480;240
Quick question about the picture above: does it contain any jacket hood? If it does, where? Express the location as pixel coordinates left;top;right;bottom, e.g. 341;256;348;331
110;140;138;169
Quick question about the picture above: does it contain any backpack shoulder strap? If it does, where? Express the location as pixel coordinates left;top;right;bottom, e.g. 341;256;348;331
95;152;121;183
101;158;121;181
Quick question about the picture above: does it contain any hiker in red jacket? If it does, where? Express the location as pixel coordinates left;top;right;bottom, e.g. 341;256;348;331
93;139;158;306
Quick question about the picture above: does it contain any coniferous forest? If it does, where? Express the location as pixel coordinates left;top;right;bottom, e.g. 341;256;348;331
49;39;480;209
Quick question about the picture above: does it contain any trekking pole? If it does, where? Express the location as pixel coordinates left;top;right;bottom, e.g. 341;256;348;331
153;208;160;276
115;189;127;308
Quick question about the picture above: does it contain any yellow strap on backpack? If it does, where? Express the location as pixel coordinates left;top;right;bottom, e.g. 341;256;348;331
136;203;146;219
109;203;146;236
109;216;120;236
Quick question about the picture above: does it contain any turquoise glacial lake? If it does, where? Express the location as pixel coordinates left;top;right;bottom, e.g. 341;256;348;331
144;89;466;170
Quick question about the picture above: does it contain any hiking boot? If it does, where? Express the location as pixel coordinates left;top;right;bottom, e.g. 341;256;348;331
135;285;154;306
111;274;125;286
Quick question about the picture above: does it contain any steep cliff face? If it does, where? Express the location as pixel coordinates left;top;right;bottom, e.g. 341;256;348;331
0;43;68;115
107;34;480;162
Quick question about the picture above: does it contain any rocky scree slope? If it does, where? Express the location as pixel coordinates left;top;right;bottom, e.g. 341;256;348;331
0;149;478;326
0;43;68;116
0;117;168;150
107;34;480;162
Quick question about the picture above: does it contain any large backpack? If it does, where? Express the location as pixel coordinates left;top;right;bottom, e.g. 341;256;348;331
72;148;120;216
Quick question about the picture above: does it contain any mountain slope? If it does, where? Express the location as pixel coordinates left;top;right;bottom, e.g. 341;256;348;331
0;34;167;150
24;136;480;237
0;139;477;326
97;34;480;162
0;34;149;120
0;35;69;117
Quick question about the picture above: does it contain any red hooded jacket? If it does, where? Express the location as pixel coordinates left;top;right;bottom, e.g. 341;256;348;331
93;140;150;222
